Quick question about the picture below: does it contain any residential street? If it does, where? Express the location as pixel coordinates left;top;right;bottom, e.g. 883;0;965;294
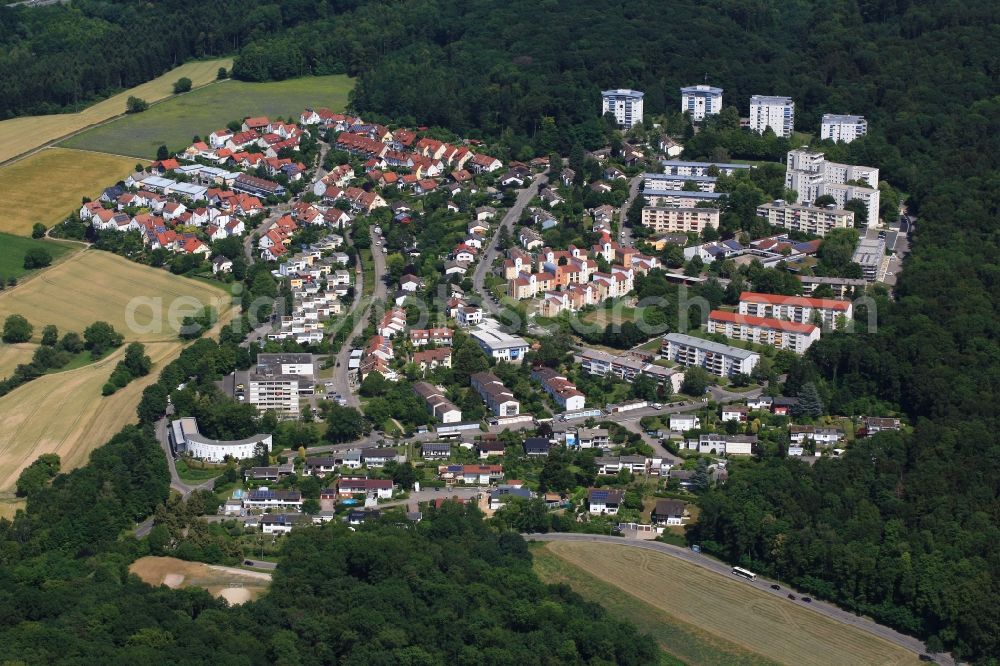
473;171;549;314
523;533;949;665
328;225;387;407
617;173;643;246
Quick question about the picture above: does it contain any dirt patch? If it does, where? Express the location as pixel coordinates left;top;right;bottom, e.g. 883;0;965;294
130;556;270;605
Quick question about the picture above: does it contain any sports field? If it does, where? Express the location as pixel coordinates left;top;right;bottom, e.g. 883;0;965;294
0;148;145;235
62;75;354;159
534;541;921;666
0;250;231;342
0;250;233;491
0;232;78;276
0;58;232;165
130;556;271;605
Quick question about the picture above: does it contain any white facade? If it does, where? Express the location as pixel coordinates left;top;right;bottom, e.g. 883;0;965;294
707;311;820;354
785;149;880;227
470;320;529;363
641;206;719;234
680;85;723;121
669;415;700;431
749;95;795;138
169;417;272;462
820;114;867;143
643;172;717;192
756;201;854;237
660;333;760;377
602;89;644;129
248;375;300;414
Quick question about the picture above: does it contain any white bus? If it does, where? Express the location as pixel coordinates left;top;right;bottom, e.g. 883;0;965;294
731;566;757;581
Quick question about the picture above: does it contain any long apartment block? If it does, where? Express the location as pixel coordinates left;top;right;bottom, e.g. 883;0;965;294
707;310;820;354
738;291;852;329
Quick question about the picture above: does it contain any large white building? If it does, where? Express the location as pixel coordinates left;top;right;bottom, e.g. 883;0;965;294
641;206;720;234
169;417;273;462
852;236;886;281
749;95;795;138
756;200;855;237
643;172;717;192
470;319;529;363
784;149;880;227
708;310;820;354
680;85;723;121
660;333;759;378
661;160;751;177
820;114;867;143
601;89;644;129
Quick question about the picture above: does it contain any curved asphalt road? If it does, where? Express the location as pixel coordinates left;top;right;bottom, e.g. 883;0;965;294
524;533;950;665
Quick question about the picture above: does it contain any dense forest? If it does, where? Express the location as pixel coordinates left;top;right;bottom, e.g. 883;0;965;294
0;426;656;664
2;0;1000;660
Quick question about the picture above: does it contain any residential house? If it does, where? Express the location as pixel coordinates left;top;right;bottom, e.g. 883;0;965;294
651;499;687;526
587;488;625;515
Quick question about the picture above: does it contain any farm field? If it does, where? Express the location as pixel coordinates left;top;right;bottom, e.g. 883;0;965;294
534;541;921;666
0;343;34;381
0;231;78;276
0;250;230;341
0;58;232;165
0;251;232;491
130;556;271;605
62;75;354;159
0;148;146;235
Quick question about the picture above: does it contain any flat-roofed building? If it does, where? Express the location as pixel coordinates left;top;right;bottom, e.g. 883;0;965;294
756;200;854;237
798;275;866;298
169;417;272;462
641;206;719;234
820;114;867;143
470;320;529;363
601;89;644;128
660;160;751;177
749;95;795;138
660;333;760;377
680;85;723;121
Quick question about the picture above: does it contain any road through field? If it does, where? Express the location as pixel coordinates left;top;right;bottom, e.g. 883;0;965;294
527;535;942;666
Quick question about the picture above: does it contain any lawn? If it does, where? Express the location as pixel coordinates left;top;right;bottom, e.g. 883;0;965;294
0;251;233;492
535;541;921;666
0;232;77;277
175;458;226;482
0;148;146;235
62;75;354;159
0;58;232;165
130;556;271;606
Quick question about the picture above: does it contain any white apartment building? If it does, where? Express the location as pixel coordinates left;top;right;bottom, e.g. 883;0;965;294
643;172;717;192
601;89;644;129
749;95;794;137
820;114;867;143
852;236;886;281
661;160;752;177
708;310;820;354
680;85;723;121
641;207;719;234
470;372;520;416
660;332;760;377
255;353;315;377
798;275;867;298
470;319;529;363
643;189;725;208
756;200;854;237
738;291;853;329
169;417;273;462
248;374;301;414
785;149;880;227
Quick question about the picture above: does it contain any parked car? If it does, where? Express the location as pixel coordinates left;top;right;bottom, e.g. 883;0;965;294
802;597;812;603
770;584;780;590
787;594;796;600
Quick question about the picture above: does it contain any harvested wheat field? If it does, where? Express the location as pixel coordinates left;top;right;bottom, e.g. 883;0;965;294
0;343;35;380
130;556;271;605
0;251;233;491
0;58;232;165
537;541;921;666
0;250;231;342
0;148;146;235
